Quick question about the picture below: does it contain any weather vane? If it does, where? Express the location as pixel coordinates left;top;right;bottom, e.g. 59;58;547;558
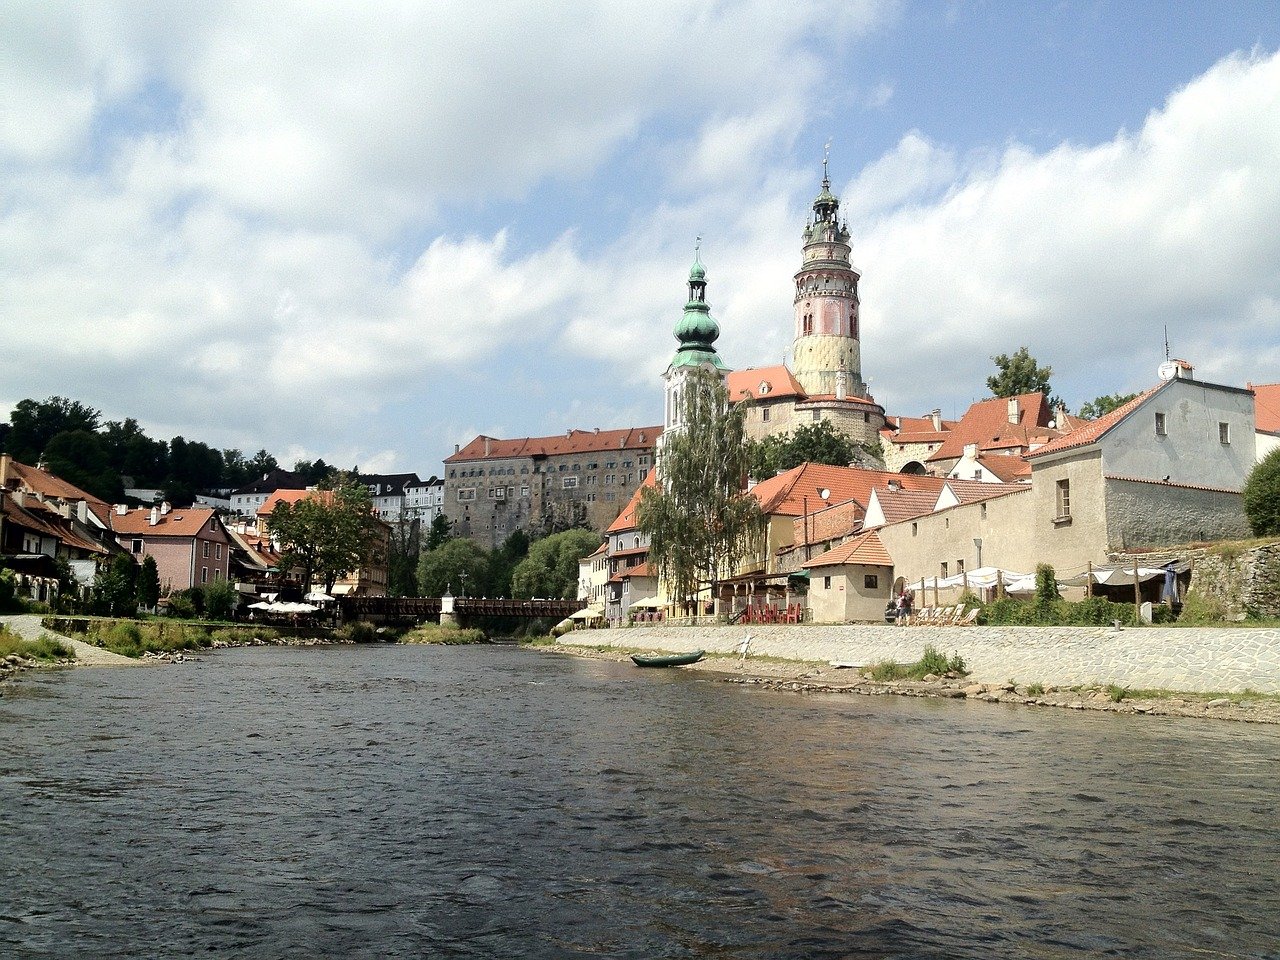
823;138;832;180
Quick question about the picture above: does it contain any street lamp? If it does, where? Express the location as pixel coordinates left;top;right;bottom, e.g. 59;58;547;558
459;571;468;597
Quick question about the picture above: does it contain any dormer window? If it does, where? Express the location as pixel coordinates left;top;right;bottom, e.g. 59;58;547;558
758;381;771;396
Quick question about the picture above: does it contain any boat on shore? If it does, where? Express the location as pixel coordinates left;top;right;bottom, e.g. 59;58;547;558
630;650;705;668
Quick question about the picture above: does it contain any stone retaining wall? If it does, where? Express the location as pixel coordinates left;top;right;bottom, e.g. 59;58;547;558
563;623;1280;694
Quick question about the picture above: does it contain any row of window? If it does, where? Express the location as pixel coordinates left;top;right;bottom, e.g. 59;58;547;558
1153;412;1231;444
449;455;651;480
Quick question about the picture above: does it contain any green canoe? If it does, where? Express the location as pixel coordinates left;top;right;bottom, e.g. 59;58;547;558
630;650;705;668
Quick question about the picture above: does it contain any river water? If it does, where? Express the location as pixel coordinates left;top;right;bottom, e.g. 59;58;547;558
1;645;1278;959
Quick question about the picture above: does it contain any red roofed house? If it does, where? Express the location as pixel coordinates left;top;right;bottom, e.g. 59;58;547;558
601;471;659;624
879;410;955;473
805;531;895;623
1250;381;1280;460
110;504;232;594
444;426;661;550
1024;367;1255;567
922;392;1077;477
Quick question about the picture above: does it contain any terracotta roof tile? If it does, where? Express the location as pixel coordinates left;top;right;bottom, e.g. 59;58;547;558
727;365;807;402
1027;386;1164;459
1;457;112;526
872;488;939;524
111;507;223;538
974;455;1031;482
1103;474;1242;495
807;531;893;569
605;469;657;533
447;426;662;463
926;393;1060;463
1252;382;1280;435
750;464;950;518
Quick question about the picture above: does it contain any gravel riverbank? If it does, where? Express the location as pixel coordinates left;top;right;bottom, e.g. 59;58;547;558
544;642;1280;725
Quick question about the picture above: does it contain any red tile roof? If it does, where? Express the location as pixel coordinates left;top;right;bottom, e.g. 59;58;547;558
972;454;1032;482
870;488;939;524
111;507;223;538
257;489;323;516
1027;386;1163;459
606;469;657;533
807;531;893;569
2;496;109;555
1103;474;1242;495
750;464;950;517
727;365;807;402
0;456;112;526
447;426;662;463
1252;382;1280;434
793;499;865;546
926;392;1060;464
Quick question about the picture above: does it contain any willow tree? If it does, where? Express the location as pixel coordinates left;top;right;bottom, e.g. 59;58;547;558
637;369;764;614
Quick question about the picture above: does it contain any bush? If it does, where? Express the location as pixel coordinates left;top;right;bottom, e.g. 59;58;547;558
917;644;950;676
980;596;1138;627
203;578;237;621
400;623;486;645
0;627;73;661
1178;592;1228;625
1243;448;1280;536
334;621;381;644
0;568;28;613
1034;564;1060;604
167;592;197;619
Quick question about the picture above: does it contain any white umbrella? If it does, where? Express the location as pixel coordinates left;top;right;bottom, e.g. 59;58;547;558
629;596;662;609
248;601;273;610
568;606;604;620
304;591;335;602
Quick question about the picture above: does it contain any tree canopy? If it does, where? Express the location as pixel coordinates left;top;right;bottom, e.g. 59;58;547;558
511;528;600;599
748;419;867;481
637;370;765;612
987;347;1062;409
1244;447;1280;537
417;537;490;597
4;397;102;464
267;472;382;592
1078;392;1138;420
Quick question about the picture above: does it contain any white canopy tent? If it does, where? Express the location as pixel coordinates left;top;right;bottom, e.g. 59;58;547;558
909;567;1038;595
628;596;663;609
568;606;605;620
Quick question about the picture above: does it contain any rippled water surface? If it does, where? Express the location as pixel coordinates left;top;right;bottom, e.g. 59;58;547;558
2;645;1279;958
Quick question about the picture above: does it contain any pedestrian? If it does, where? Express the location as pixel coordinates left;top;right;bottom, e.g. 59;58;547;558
894;591;905;624
901;588;914;624
736;634;752;667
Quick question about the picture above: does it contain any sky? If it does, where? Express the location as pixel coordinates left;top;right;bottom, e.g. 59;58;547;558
3;1;1279;477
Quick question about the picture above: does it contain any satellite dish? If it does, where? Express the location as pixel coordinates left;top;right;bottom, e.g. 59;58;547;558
818;488;831;500
1157;360;1178;381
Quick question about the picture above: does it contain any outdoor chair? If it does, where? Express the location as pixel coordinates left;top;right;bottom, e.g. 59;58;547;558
959;608;980;625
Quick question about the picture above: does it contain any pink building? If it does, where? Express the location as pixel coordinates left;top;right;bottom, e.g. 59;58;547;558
111;505;232;594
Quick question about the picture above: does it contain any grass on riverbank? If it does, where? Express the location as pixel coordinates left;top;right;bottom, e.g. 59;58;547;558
867;645;968;682
58;618;284;658
400;624;487;645
0;625;74;662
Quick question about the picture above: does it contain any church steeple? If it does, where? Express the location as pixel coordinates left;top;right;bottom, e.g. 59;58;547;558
669;241;727;371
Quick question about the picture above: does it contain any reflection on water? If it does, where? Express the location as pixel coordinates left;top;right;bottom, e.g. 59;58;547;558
2;645;1278;958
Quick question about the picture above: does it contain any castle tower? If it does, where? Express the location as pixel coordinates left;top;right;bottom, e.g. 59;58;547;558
791;159;866;399
660;247;729;461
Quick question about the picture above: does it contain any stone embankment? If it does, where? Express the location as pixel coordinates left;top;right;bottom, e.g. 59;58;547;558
548;644;1280;724
558;621;1280;695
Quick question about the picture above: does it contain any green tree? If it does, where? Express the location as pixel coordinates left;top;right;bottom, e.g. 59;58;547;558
102;418;167;485
425;512;453;550
42;429;123;502
1078;392;1138;420
747;420;863;481
486;529;530;597
386;519;422;597
1243;447;1280;536
511;529;600;599
4;397;102;464
135;554;161;612
93;554;138;616
637;370;765;613
417;538;490;597
267;472;380;592
987;347;1062;408
203;577;237;620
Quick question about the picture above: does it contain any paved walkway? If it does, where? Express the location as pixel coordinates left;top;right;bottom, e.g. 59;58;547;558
0;614;145;667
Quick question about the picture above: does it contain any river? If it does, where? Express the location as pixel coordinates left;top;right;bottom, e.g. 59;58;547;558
1;645;1278;958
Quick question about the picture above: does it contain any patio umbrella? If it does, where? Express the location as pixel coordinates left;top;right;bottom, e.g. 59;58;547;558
568;606;604;620
304;591;335;603
248;601;273;610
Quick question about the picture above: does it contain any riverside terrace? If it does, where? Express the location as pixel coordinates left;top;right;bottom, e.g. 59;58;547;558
339;596;586;625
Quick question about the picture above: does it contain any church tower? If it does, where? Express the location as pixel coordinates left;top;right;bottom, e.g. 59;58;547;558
660;247;729;462
791;159;866;400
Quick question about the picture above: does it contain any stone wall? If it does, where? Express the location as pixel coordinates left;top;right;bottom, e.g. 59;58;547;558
1183;543;1280;619
565;622;1280;694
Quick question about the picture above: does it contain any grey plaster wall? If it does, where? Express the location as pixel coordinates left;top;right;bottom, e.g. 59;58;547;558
1104;479;1250;551
567;623;1280;693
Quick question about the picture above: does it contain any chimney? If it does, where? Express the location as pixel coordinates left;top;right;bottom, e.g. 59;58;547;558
1007;397;1020;424
454;443;460;454
0;453;10;486
594;426;600;434
1054;403;1068;428
160;501;171;515
149;506;160;526
1172;358;1194;380
77;500;88;524
887;480;900;492
484;438;492;456
930;408;942;432
964;442;978;459
115;503;128;516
